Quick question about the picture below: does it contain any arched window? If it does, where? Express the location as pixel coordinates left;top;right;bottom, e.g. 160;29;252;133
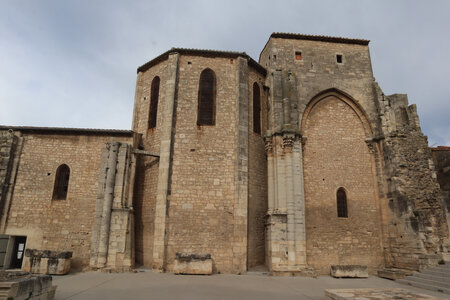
53;164;70;200
148;76;160;129
253;82;261;134
337;188;348;218
197;69;216;125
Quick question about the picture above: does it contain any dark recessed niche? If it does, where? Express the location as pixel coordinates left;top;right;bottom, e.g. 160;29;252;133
336;54;343;64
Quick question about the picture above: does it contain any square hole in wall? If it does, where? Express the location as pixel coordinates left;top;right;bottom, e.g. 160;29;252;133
295;51;302;60
336;54;343;64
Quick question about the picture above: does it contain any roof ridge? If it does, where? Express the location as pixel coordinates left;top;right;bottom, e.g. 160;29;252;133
0;125;133;135
137;48;265;75
270;32;370;45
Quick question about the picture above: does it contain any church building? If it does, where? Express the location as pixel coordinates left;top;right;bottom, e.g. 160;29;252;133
0;33;449;275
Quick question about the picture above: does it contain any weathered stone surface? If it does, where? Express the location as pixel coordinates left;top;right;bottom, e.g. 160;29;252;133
90;142;135;272
431;146;450;260
23;249;72;275
173;253;212;275
0;130;21;232
375;92;449;271
0;270;56;300
330;265;368;278
325;288;440;300
377;268;412;280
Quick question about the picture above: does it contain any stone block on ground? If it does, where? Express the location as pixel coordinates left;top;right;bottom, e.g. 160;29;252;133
173;253;212;275
0;270;57;300
23;249;72;275
325;288;440;299
330;265;368;278
377;268;412;280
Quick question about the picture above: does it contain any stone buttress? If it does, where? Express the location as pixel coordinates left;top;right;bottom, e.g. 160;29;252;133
265;70;308;273
90;141;136;271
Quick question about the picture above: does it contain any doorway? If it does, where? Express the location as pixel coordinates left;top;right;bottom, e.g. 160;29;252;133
10;236;26;269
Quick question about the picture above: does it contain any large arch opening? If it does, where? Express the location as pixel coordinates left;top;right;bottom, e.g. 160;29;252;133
301;90;383;274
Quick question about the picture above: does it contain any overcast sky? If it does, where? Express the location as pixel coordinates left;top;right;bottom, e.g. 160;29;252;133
0;0;449;146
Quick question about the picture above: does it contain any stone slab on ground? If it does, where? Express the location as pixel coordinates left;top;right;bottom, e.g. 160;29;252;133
378;268;412;280
0;270;56;300
330;265;368;278
325;288;441;299
173;253;212;275
23;249;72;275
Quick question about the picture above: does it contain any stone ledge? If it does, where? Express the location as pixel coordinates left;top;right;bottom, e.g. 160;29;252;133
330;265;368;278
173;253;212;275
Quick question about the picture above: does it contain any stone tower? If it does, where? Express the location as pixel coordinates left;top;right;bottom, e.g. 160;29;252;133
131;49;268;273
260;33;448;274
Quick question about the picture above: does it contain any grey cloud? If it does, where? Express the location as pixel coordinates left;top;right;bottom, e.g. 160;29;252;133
0;0;449;145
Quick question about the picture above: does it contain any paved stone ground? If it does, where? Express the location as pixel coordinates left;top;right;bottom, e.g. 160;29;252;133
52;270;450;300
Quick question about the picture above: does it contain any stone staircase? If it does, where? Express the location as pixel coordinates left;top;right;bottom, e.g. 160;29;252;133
397;262;450;295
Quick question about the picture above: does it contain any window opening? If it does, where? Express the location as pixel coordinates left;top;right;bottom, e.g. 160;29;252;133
197;69;216;125
295;51;302;60
253;82;261;134
336;54;343;64
148;76;160;129
337;188;348;218
53;164;70;200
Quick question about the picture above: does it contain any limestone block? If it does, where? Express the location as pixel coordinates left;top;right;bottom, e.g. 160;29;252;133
173;253;212;275
330;265;368;278
23;249;72;275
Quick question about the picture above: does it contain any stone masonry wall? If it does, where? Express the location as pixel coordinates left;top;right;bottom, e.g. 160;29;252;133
431;147;450;213
261;37;384;274
302;95;383;274
247;68;268;268
260;38;381;135
375;91;448;270
132;59;167;267
431;146;450;259
165;54;240;273
0;130;20;231
4;132;132;270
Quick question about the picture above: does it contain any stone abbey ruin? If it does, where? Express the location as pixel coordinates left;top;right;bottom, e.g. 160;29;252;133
0;33;449;276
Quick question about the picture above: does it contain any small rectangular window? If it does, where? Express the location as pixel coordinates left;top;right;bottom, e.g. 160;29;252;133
336;54;343;64
295;52;302;60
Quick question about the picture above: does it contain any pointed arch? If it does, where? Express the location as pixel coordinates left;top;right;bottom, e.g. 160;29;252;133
300;88;373;138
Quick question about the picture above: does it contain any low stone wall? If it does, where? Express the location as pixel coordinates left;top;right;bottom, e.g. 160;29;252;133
173;253;212;275
0;270;56;300
23;249;72;275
